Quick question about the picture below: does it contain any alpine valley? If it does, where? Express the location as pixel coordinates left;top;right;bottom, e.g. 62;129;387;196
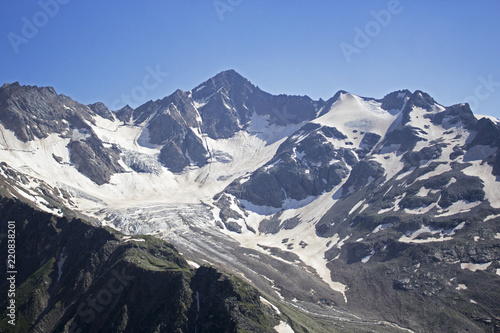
0;70;499;332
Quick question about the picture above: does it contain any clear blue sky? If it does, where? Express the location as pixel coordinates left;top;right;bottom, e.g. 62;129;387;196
1;1;500;118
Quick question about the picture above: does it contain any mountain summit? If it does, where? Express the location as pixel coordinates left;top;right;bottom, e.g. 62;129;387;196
1;71;499;332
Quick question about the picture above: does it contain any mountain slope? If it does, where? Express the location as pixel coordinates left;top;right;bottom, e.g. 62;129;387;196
1;71;499;332
0;197;299;333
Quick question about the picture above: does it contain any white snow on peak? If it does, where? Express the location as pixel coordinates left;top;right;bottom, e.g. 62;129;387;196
476;114;500;125
313;93;399;144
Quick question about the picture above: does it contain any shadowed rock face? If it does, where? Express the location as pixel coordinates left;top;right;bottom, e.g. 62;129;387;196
158;129;208;173
130;70;320;172
191;70;320;135
0;82;91;142
0;82;125;184
225;124;354;207
0;198;284;333
67;133;124;185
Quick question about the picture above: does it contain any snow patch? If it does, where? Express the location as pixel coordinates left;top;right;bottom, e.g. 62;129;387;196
56;249;67;282
404;202;437;215
313;93;397;147
372;223;393;234
348;199;365;215
282;195;318;211
435;200;481;217
485;214;500;222
274;321;295;333
476;114;500;125
123;238;145;243
187;260;200;269
463;162;500;208
71;128;91;141
398;223;465;244
361;249;375;263
460;262;492;272
259;296;280;314
239;200;281;215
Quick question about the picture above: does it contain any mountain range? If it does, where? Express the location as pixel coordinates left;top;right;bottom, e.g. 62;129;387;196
1;70;499;332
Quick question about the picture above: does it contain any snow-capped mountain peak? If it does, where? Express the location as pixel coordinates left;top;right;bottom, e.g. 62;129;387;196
1;70;500;332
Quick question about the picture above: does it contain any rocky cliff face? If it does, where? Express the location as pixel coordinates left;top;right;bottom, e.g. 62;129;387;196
129;70;320;172
0;82;124;185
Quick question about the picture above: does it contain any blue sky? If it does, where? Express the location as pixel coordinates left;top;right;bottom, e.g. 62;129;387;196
1;0;500;118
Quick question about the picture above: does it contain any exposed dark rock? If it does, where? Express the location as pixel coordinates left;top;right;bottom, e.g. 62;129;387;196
438;175;485;208
68;133;124;185
357;132;381;159
0;82;95;142
226;123;354;208
401;90;437;124
115;105;134;122
228;171;285;208
191;70;318;138
341;160;384;194
380;125;426;152
157;129;208;173
402;143;447;167
424;103;477;129
467;117;500;148
214;194;246;232
379;90;411;114
188;266;280;333
321;125;348;139
88;102;115;121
